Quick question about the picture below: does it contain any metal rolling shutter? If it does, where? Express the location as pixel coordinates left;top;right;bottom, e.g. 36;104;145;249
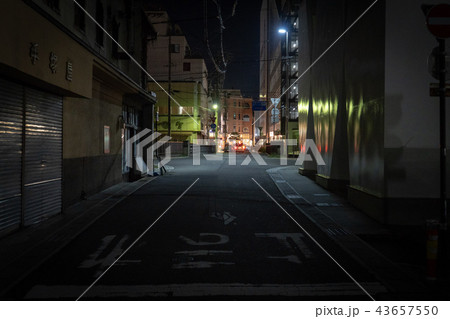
23;87;62;226
0;78;24;232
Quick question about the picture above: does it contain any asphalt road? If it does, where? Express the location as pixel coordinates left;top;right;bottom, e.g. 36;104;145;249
5;154;386;300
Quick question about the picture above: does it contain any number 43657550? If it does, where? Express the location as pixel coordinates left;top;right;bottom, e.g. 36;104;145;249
376;306;438;316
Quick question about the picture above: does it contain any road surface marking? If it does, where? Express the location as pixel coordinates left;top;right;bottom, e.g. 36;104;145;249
78;235;129;277
255;233;313;259
174;250;232;256
76;178;200;301
179;233;229;246
210;211;236;225
26;282;387;299
172;250;234;269
252;178;376;301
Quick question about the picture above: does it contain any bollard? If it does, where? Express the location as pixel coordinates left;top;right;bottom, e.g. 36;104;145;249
426;219;439;280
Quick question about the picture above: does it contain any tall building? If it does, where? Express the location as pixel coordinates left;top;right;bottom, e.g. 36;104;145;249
220;90;254;146
259;0;282;142
0;0;156;236
278;0;300;150
146;10;211;142
296;0;450;225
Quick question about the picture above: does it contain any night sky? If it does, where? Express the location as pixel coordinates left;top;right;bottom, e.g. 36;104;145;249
162;0;262;99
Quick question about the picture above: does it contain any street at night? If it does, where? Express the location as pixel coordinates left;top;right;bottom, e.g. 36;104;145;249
1;0;450;317
0;155;444;301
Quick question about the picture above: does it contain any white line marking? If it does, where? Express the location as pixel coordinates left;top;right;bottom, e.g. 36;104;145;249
76;178;200;301
428;17;450;25
179;233;229;246
27;282;387;299
251;178;376;301
174;250;233;256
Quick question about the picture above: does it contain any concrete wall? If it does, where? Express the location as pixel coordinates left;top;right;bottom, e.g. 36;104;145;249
383;0;450;224
63;77;123;206
297;0;450;225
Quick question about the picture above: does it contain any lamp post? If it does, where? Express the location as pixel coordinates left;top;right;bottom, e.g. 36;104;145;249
278;27;289;140
212;103;218;141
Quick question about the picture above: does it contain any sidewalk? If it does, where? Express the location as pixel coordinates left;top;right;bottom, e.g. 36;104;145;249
0;176;155;297
267;166;449;300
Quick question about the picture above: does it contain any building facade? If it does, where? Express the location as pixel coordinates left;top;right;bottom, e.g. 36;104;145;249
146;10;211;142
259;0;282;142
278;0;300;152
0;0;156;236
220;90;254;146
296;0;450;225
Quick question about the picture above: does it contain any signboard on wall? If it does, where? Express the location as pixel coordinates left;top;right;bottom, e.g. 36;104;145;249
252;101;266;111
104;125;110;154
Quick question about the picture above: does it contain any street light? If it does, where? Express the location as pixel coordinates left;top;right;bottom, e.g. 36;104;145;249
278;27;289;139
212;104;218;110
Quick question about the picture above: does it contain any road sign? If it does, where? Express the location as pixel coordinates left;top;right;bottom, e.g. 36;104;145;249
429;83;450;97
210;123;216;129
252;101;266;111
271;108;279;123
271;97;280;107
426;4;450;39
428;47;450;80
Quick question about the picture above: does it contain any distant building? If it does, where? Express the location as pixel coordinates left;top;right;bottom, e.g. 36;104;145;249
220;90;254;145
259;0;282;142
0;0;156;236
145;10;211;142
278;0;300;151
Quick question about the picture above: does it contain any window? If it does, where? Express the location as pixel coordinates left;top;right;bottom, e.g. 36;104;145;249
170;44;180;53
243;127;249;133
233;125;236;131
233;113;236;119
233;101;236;107
46;0;60;13
74;0;86;32
238;114;241;120
183;62;191;71
185;46;191;57
95;1;104;46
111;17;119;56
243;115;250;122
238;127;241;132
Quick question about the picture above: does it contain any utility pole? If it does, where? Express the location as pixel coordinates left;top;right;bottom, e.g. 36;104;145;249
423;3;449;282
437;36;448;280
265;0;270;143
168;25;172;137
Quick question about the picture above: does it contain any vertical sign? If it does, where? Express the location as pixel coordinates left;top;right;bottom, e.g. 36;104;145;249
104;125;110;154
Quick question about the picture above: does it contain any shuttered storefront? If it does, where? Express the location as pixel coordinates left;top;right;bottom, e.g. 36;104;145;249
23;87;62;225
0;78;24;231
0;77;62;233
